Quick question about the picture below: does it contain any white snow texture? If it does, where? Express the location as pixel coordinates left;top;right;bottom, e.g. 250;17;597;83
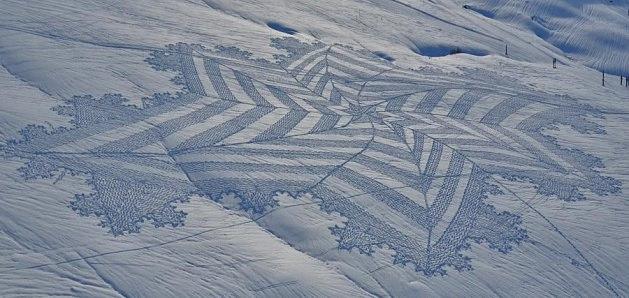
0;0;628;297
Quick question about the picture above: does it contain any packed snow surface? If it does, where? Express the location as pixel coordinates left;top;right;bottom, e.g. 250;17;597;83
1;0;628;297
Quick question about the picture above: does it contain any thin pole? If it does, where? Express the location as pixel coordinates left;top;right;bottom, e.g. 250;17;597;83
602;71;605;86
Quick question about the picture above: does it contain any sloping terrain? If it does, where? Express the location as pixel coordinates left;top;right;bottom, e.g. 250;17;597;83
1;0;628;297
455;0;629;75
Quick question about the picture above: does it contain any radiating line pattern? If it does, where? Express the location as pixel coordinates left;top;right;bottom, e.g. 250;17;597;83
2;38;620;275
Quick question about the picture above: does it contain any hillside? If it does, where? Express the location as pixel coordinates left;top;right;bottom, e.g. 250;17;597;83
1;0;628;297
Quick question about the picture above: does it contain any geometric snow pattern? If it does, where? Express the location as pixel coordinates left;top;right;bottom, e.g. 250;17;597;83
2;38;620;276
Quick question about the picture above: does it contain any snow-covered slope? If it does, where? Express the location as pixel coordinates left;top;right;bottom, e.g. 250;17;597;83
0;0;628;297
455;0;629;75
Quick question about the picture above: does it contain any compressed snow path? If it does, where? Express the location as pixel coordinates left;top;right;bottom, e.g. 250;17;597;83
0;0;628;296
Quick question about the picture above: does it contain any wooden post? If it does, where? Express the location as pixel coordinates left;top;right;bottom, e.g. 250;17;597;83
553;58;557;69
602;71;605;86
505;44;508;56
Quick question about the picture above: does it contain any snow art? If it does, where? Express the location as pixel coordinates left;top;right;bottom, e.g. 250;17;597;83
3;38;620;276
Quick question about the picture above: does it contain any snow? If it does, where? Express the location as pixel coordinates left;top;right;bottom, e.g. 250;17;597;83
0;0;628;296
456;0;629;76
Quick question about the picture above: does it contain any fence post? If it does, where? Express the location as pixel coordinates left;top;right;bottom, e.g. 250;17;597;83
602;71;605;86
